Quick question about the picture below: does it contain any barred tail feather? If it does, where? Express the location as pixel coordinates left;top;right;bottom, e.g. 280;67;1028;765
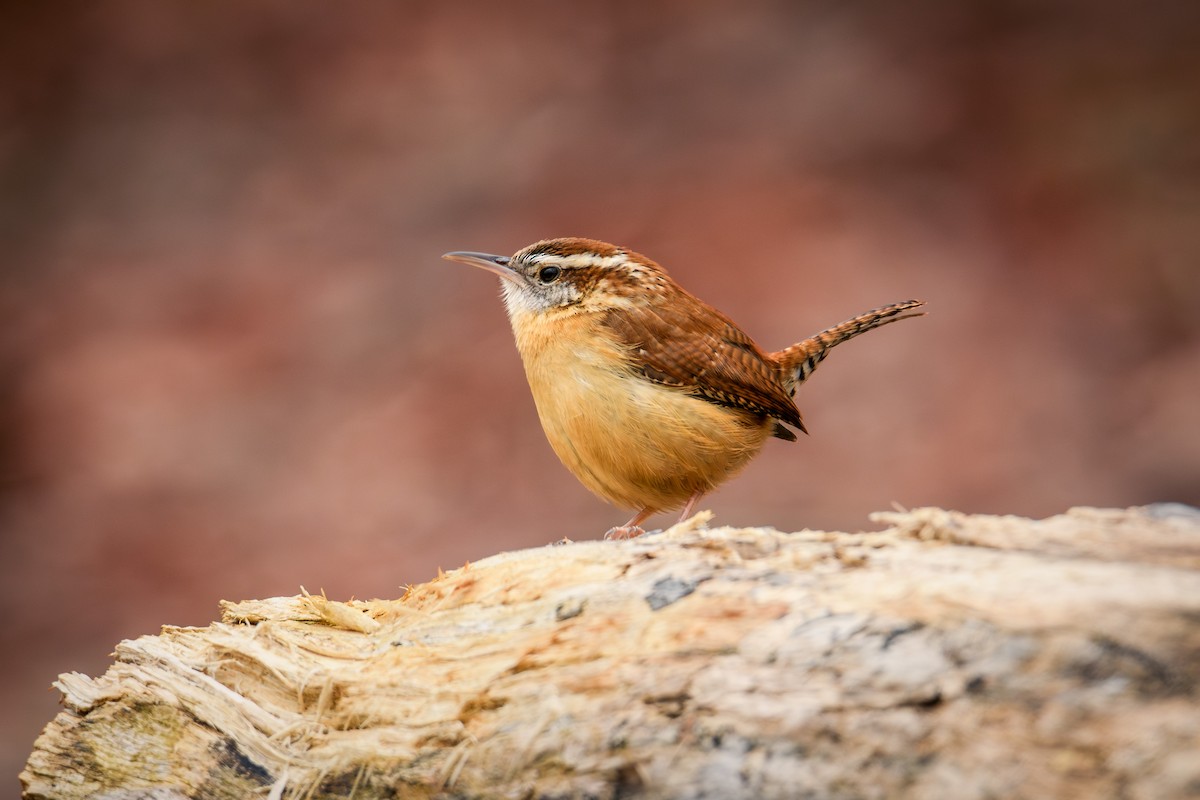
772;300;925;391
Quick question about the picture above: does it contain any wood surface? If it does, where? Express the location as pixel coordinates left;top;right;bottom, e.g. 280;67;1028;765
20;506;1200;799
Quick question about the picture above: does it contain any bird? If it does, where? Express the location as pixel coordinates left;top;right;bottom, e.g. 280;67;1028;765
443;237;924;539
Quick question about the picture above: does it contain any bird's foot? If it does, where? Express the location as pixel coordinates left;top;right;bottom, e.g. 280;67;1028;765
604;525;646;540
605;508;657;540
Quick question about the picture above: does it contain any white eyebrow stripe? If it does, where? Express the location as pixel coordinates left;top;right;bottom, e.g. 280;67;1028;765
528;252;628;269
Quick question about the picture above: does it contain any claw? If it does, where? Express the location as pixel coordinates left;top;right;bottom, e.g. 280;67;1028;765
604;525;646;540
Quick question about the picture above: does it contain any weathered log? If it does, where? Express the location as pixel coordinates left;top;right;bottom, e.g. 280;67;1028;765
20;506;1200;799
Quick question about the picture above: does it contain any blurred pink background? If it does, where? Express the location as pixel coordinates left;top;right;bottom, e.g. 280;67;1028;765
4;0;1198;785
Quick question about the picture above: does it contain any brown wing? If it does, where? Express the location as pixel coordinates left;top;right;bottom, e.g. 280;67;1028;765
599;294;806;435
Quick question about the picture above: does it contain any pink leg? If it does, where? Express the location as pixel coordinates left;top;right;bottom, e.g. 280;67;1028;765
676;491;704;523
604;507;656;540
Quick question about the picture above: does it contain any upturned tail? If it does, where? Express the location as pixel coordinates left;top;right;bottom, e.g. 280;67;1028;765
771;300;926;392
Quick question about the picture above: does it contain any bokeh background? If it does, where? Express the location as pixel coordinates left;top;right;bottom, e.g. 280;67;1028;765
4;0;1198;785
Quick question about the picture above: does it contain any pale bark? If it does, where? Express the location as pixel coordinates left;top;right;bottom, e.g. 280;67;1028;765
20;506;1200;799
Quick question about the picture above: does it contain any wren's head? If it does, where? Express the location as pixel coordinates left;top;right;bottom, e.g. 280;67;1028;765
442;237;669;318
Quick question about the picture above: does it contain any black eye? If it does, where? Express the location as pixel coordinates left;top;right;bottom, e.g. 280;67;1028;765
537;265;562;284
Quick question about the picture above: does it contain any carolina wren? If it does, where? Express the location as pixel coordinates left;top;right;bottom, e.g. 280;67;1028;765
443;238;924;539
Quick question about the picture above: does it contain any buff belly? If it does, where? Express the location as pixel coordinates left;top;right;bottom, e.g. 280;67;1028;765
512;310;773;512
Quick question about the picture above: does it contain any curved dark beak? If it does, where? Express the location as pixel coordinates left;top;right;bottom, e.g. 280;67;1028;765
442;251;519;283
